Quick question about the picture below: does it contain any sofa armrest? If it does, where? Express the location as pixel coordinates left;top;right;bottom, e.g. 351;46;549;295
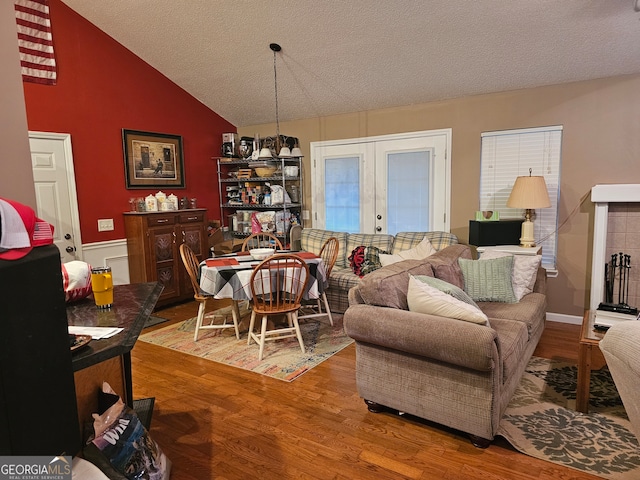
343;304;498;371
348;285;365;306
532;266;547;294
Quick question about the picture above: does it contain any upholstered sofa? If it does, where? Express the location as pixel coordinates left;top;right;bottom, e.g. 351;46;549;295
342;243;547;447
599;321;640;442
291;227;459;313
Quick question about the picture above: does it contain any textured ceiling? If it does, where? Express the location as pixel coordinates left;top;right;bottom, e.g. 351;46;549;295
61;0;640;127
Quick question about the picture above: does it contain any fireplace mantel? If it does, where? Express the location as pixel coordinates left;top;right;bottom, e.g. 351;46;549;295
590;184;640;311
591;184;640;203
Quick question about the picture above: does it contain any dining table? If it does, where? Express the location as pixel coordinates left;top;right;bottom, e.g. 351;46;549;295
199;250;328;328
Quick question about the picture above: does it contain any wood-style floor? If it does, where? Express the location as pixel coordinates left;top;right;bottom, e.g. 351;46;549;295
131;301;599;480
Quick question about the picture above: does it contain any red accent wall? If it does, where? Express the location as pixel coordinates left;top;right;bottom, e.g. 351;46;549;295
22;0;234;244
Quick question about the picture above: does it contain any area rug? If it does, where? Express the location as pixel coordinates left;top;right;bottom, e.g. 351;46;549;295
138;303;353;382
498;356;640;479
144;315;170;328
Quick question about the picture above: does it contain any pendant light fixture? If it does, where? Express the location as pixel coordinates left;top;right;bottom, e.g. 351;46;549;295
270;43;283;155
267;42;296;158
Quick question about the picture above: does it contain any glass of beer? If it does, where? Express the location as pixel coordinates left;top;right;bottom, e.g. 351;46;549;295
91;266;113;309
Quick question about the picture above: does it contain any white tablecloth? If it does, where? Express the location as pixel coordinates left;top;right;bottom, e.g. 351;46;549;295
200;254;327;301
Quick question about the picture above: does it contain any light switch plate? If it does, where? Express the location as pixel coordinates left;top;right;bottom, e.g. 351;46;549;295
98;218;114;231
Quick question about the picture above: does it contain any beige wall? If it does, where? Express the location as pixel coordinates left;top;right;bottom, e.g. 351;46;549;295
239;74;640;317
0;1;36;207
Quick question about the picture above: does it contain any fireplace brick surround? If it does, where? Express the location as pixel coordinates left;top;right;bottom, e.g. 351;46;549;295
590;185;640;312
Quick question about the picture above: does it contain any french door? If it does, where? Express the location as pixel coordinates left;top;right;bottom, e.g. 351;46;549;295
311;129;451;234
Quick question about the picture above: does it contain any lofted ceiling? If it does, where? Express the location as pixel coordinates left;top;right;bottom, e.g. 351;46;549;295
61;0;640;127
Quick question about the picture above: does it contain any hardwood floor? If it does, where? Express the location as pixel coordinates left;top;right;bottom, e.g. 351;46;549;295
131;302;598;480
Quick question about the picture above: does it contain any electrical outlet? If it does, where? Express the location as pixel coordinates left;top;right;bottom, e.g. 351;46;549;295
98;218;114;232
302;210;310;220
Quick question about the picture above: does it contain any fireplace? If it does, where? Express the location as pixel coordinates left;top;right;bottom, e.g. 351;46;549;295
590;184;640;312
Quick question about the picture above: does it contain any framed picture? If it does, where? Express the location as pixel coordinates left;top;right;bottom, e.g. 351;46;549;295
123;129;185;189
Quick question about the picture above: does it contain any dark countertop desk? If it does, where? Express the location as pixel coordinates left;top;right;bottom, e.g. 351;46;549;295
66;282;163;426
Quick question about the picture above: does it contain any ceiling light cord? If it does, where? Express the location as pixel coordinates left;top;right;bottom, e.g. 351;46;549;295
270;43;281;141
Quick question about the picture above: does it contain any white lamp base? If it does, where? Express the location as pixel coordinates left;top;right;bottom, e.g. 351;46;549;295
519;217;536;248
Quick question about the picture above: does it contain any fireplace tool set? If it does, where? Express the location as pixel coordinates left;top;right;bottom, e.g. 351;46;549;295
600;252;638;315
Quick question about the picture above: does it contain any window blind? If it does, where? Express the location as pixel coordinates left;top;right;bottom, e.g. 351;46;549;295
480;126;562;269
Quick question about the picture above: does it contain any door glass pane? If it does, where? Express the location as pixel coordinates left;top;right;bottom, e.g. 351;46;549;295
325;157;359;232
387;151;430;235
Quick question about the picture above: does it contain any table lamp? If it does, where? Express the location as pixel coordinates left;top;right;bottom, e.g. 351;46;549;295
506;169;551;248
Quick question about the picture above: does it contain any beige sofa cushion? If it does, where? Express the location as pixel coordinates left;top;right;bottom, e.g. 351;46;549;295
357;244;472;310
424;244;471;289
357;259;435;309
379;237;436;266
393;231;458;252
479;292;547;340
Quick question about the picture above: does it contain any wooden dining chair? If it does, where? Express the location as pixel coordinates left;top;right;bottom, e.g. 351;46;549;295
247;254;310;360
241;232;283;252
299;236;339;326
179;243;240;341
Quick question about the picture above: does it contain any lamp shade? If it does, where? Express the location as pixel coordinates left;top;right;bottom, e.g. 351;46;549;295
506;175;551;209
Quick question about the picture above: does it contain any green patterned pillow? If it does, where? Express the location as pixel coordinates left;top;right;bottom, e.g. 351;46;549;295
458;256;517;303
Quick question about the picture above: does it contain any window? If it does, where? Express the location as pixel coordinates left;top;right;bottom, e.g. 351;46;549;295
312;130;451;235
480;126;562;269
325;156;360;232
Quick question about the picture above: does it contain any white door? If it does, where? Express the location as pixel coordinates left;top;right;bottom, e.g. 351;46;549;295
29;132;82;263
311;130;451;234
311;142;375;232
374;135;449;234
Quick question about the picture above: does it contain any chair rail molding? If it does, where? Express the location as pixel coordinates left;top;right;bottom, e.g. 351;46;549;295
81;239;129;285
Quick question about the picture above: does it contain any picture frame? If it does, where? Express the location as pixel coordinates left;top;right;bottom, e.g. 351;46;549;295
123;129;185;189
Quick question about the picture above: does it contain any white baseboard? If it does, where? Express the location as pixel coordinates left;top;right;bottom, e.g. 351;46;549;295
546;312;583;325
81;239;130;285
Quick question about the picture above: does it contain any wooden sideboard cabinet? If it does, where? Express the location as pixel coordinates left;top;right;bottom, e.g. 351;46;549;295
124;209;208;306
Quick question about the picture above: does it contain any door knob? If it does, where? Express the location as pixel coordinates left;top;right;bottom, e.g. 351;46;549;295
64;233;72;240
377;215;382;220
376;226;382;232
65;246;75;253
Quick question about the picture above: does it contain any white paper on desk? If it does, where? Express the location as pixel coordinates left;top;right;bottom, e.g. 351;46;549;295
68;326;123;339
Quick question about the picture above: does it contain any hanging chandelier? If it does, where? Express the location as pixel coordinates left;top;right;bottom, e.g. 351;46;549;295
258;43;299;158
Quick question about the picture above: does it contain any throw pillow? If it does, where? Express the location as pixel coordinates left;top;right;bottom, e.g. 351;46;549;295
379;236;436;267
407;275;489;325
357;259;435;309
423;243;473;289
458;256;517;303
360;246;387;276
479;251;542;300
413;275;482;309
348;245;366;277
348;245;387;277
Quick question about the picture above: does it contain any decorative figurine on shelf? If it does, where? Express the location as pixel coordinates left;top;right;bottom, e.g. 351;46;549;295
168;194;179;210
145;194;157;212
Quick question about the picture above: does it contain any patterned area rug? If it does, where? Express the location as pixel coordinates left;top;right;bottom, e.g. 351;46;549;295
144;315;170;328
499;356;640;480
138;303;353;382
